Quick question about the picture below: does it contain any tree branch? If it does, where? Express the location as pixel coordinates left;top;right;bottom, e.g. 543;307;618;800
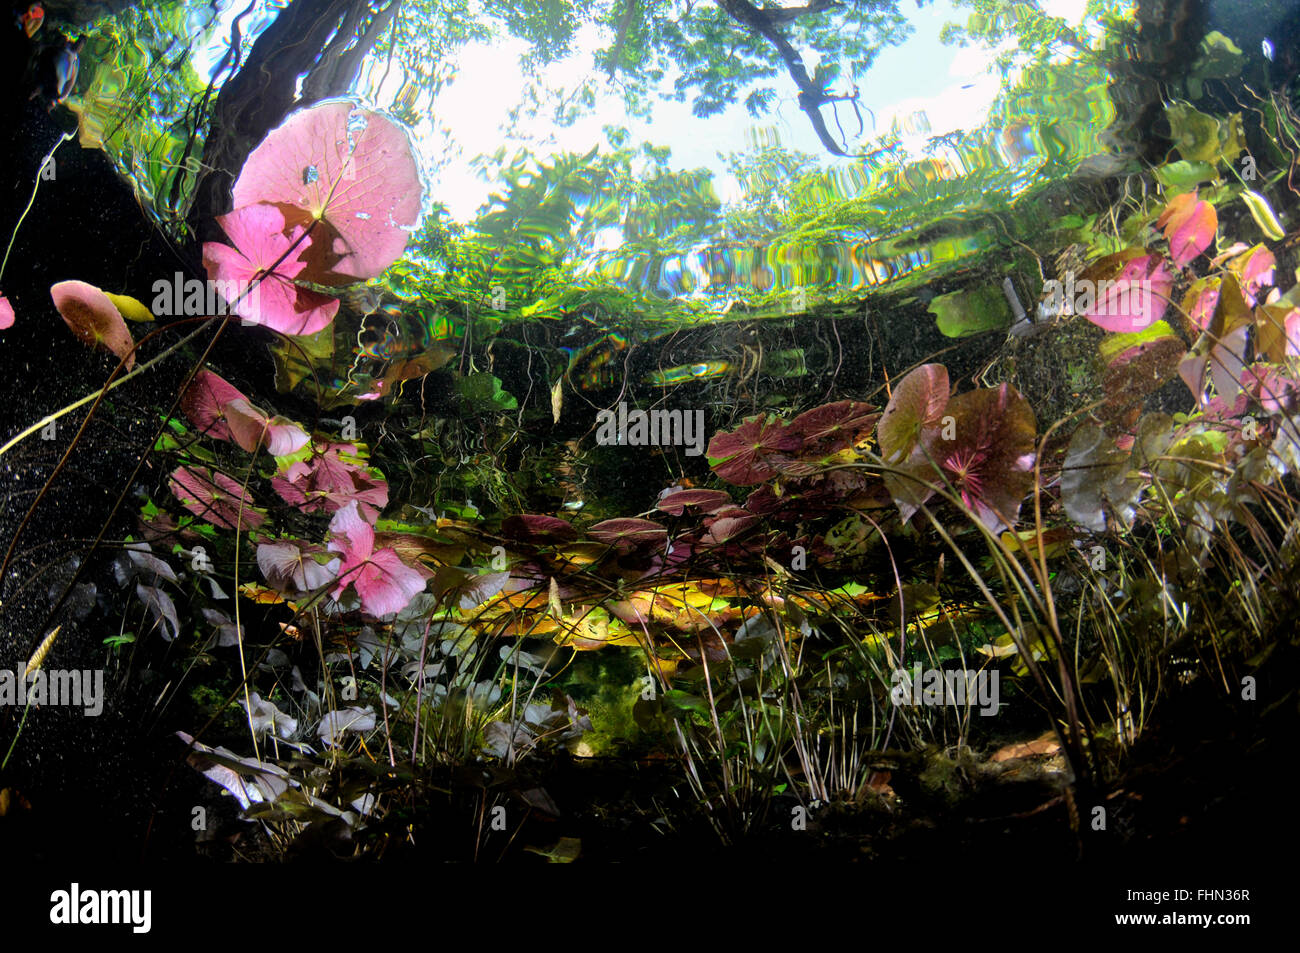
717;0;868;157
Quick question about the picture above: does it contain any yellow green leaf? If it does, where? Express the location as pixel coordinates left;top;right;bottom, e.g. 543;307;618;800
104;292;154;323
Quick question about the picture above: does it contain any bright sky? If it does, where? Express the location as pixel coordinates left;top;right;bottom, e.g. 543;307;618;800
196;0;1092;222
424;0;1090;219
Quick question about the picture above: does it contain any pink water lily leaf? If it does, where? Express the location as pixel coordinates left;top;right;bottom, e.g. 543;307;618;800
328;501;427;617
707;415;802;485
1225;244;1275;307
587;518;669;551
168;465;265;531
925;384;1038;532
257;538;338;594
1181;277;1220;332
876;363;949;466
232;100;424;282
0;295;14;329
272;440;389;521
787;400;880;453
656;488;733;516
203;203;339;335
182;369;309;455
50;280;136;369
501;514;579;544
1157;192;1217;268
1078;251;1174;333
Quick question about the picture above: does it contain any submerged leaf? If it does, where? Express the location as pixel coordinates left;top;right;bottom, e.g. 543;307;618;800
587;518;669;551
1061;424;1142;533
926;383;1038;532
50;280;136;369
1157;192;1216;268
877;364;949;466
706;415;801;485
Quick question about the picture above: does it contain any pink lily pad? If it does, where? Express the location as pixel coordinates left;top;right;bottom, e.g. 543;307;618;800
271;440;388;521
501;514;579;544
926;383;1038;532
231;100;424;282
876;363;949;466
1181;278;1220;332
706;415;802;486
182;369;309;455
786;400;879;452
656;489;733;516
1226;244;1275;307
168;466;265;531
50;280;136;369
203;203;340;335
1078;252;1174;333
328;501;427;617
1157;192;1216;268
0;295;14;330
587;518;669;551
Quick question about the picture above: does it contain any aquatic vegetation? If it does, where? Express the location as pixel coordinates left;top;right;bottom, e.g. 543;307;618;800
4;1;1300;877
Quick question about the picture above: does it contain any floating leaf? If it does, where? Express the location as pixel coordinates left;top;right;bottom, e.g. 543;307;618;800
1153;160;1217;193
1165;103;1222;163
232;100;424;282
50;280;136;369
0;295;13;330
203;203;340;335
1076;250;1173;333
456;372;518;413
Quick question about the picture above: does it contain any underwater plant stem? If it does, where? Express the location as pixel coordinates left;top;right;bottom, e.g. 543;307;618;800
0;133;74;289
0;318;215;462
